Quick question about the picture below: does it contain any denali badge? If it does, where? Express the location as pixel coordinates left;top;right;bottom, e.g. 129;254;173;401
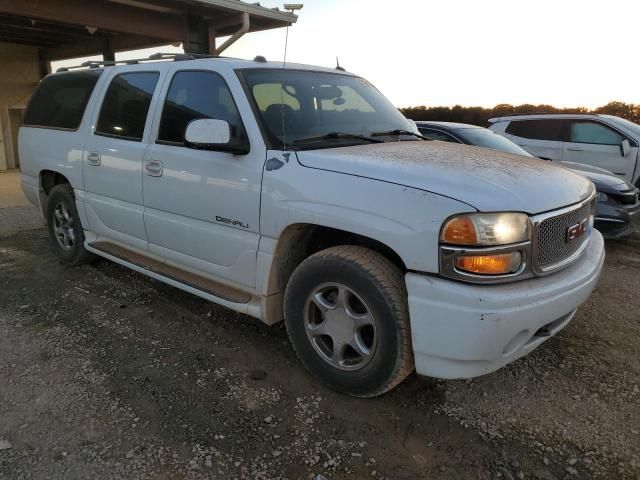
566;218;588;242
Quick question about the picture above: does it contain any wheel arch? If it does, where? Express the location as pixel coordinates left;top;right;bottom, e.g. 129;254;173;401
38;169;72;215
261;223;407;325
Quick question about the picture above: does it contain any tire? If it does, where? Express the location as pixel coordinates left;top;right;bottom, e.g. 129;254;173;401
284;245;414;397
46;184;95;266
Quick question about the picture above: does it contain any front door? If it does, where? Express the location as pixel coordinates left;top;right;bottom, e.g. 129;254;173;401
83;70;161;250
142;69;264;289
563;119;637;181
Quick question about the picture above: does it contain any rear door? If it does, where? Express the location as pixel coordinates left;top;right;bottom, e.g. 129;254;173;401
83;69;161;250
563;120;636;181
502;119;566;160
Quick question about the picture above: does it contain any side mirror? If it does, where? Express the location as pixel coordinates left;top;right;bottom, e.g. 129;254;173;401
621;139;631;157
184;119;249;155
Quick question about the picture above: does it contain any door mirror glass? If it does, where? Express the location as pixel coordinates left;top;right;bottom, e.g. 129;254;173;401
621;139;631;157
185;119;231;146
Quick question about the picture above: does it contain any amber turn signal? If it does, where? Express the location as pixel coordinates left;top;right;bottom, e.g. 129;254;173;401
441;217;478;245
455;252;521;275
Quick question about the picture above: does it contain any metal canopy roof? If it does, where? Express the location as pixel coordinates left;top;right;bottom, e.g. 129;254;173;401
0;0;297;60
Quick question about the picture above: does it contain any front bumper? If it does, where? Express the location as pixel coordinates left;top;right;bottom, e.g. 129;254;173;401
406;230;605;379
595;198;640;238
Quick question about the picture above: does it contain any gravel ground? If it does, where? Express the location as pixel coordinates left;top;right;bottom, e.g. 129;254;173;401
1;175;639;479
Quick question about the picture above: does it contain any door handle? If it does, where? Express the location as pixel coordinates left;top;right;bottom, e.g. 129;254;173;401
144;160;163;177
567;147;584;152
87;152;101;166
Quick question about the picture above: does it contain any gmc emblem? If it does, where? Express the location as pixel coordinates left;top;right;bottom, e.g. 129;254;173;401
566;218;588;242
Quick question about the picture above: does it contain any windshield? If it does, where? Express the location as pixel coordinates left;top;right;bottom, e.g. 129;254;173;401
600;115;640;138
458;128;533;157
240;69;414;149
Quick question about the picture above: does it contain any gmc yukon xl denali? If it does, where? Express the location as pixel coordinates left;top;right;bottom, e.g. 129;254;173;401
19;55;605;397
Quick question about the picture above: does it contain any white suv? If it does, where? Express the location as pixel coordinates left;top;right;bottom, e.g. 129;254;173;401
19;54;605;396
489;113;640;187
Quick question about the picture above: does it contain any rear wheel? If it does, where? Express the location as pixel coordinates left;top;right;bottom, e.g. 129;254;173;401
46;184;95;266
284;246;414;397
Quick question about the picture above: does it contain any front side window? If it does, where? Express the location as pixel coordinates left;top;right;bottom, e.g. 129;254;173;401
569;121;624;145
505;119;566;142
158;71;242;144
24;70;102;130
240;69;412;149
418;129;459;143
96;72;159;141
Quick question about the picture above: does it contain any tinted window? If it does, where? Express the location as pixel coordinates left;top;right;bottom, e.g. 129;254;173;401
158;71;242;144
418;128;459;143
569;121;624;145
96;72;159;141
505;119;566;141
24;71;102;130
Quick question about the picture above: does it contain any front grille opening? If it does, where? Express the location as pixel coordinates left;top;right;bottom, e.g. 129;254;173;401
536;201;592;267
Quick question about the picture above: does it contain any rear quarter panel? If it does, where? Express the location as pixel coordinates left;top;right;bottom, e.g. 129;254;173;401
18;71;107;210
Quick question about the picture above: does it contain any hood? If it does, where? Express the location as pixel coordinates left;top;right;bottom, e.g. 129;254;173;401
296;141;594;214
558;161;630;192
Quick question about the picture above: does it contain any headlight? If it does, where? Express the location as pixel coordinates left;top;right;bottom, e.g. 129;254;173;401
595;192;608;202
440;212;532;281
441;213;531;246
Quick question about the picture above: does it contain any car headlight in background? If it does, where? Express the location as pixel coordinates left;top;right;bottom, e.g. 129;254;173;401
595;191;608;202
440;212;531;279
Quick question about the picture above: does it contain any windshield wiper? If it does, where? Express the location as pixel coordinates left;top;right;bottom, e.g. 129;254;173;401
293;132;384;145
371;129;431;141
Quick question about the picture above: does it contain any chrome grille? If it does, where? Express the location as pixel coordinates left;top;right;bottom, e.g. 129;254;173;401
535;200;593;268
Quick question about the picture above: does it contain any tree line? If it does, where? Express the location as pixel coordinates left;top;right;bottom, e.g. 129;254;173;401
400;101;640;126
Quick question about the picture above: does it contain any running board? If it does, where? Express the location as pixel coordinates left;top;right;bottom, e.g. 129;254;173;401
90;241;252;304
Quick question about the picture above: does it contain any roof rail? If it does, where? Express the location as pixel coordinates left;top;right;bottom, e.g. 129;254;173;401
56;52;220;73
490;111;589;118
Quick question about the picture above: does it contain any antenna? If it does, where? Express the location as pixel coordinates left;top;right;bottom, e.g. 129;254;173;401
336;57;345;71
280;4;302;151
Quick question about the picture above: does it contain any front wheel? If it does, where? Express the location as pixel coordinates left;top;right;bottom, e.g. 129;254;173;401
284;246;414;397
46;184;95;266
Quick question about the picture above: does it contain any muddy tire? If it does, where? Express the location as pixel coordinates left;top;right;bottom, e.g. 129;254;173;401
46;184;95;266
284;246;414;397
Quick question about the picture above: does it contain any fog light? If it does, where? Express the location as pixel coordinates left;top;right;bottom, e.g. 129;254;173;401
455;252;522;275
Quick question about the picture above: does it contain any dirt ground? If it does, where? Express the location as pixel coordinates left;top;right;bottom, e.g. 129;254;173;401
1;171;639;480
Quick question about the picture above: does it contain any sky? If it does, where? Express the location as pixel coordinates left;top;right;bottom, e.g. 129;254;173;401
53;0;640;109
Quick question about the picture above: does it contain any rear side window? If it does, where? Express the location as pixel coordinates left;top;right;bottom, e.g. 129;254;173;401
96;72;159;141
505;119;566;141
24;71;102;130
158;70;242;145
569;121;624;145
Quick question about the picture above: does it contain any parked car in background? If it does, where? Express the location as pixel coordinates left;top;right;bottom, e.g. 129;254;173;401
416;121;640;238
487;114;640;187
19;55;605;397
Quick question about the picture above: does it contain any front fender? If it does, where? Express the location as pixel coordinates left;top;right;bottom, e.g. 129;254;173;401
260;151;476;273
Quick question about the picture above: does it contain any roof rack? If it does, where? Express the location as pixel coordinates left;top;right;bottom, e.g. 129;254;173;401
490;111;590;118
56;52;220;72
